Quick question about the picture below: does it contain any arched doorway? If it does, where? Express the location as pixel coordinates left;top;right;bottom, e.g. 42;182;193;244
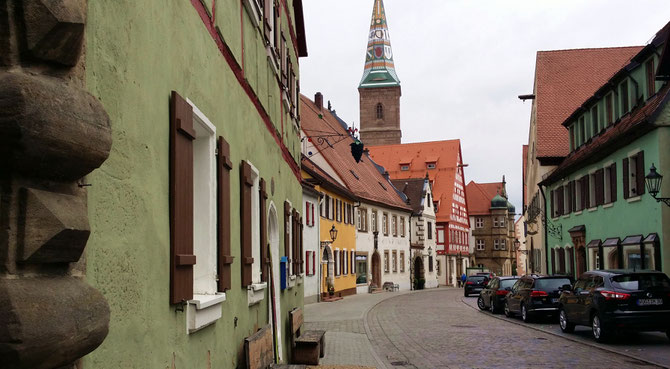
322;245;334;293
414;257;425;290
267;203;282;362
371;251;381;288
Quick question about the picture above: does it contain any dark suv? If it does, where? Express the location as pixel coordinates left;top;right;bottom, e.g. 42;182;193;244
558;270;670;343
464;275;489;297
504;274;573;322
477;276;519;313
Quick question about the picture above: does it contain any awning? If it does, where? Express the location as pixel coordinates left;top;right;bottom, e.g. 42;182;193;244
621;235;643;246
602;238;621;247
644;233;660;243
568;225;585;233
587;239;602;248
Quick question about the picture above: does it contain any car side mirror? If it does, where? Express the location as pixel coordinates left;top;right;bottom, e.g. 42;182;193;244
561;284;572;292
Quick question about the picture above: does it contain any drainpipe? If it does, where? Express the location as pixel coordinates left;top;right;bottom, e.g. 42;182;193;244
539;184;550;275
409;217;413;290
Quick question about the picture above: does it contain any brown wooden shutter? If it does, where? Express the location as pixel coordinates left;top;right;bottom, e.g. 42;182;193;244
557;186;564;216
610;163;617;202
579;177;586;210
260;179;269;282
264;0;272;42
170;91;196;304
241;161;254;287
299;217;304;274
292;209;298;275
284;201;291;265
595;169;605;206
571;181;577;212
623;158;630;199
636;151;645;196
550;190;555;217
217;137;234;292
583;175;590;208
551;249;556;275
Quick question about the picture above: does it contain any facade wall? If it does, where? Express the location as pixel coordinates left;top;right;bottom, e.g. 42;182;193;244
525;158;554;274
515;216;528;276
359;86;402;146
318;190;357;296
303;190;321;304
83;1;304;367
471;210;516;276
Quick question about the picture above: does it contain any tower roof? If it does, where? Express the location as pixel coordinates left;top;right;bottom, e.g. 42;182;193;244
359;0;400;89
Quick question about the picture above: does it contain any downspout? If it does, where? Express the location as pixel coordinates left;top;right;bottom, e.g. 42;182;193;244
409;217;413;290
539;184;550;275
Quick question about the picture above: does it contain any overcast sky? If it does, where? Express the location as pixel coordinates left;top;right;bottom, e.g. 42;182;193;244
299;0;670;213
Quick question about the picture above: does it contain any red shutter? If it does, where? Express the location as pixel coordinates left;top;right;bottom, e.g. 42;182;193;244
284;201;291;269
311;203;315;226
595;169;605;206
298;215;304;274
636;151;645;196
610;164;617;203
260;179;269;283
241;161;254;287
623;158;630;199
292;209;298;275
170;91;196;304
217;137;234;292
305;251;311;276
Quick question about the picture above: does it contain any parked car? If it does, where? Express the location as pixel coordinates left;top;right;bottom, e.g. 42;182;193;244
475;272;495;279
504;274;573;322
477;276;519;313
558;270;670;343
464;275;489;297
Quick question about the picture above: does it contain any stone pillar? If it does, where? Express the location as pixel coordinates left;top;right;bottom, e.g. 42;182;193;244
0;1;112;368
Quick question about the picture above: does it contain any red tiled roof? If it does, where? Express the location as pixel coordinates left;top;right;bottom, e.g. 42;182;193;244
367;140;468;226
300;95;410;212
534;46;643;158
542;83;670;185
302;156;356;201
466;181;504;216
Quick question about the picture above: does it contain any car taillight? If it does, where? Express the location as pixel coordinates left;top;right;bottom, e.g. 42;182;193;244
530;290;548;297
466;281;473;285
496;290;509;296
600;290;630;300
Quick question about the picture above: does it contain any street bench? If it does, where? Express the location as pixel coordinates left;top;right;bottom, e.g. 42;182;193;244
383;281;399;292
289;308;325;365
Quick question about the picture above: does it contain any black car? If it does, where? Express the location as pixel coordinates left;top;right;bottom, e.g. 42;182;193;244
558;270;670;343
464;275;489;297
477;276;519;314
504;274;573;322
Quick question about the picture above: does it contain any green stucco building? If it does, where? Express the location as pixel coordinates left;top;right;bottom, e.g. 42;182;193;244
541;22;670;279
83;0;308;367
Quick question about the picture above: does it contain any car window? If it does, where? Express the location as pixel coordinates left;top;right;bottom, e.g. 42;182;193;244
535;278;571;291
511;280;521;292
585;276;597;289
574;275;588;291
489;279;499;289
611;274;670;291
500;279;517;289
593;276;604;288
468;276;486;283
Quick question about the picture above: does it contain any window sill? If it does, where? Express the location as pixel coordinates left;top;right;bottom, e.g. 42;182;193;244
247;282;267;306
297;274;304;285
187;293;226;334
603;203;614;209
587;207;597;212
626;196;642;203
573;211;583;216
288;275;296;289
561;215;570;219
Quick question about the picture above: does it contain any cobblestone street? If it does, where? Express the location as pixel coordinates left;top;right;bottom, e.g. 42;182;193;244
305;288;669;369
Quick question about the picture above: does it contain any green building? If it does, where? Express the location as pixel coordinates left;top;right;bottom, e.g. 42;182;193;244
83;0;308;367
541;22;670;278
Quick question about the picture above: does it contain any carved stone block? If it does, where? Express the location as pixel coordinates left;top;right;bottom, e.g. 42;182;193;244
0;277;110;369
0;72;112;181
22;0;86;66
18;187;89;263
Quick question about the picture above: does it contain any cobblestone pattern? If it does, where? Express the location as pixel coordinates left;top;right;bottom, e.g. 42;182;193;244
304;319;367;334
366;289;661;369
315;331;381;367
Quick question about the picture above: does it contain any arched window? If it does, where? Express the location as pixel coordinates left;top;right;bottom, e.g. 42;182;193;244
376;103;384;119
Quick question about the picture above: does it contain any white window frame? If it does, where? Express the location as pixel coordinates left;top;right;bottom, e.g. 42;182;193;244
371;211;377;233
494;239;500;250
501;239;506;251
392;216;397;237
382;213;388;235
249;163;262;283
475;218;483;229
242;0;263;28
476;239;485;250
335;249;340;276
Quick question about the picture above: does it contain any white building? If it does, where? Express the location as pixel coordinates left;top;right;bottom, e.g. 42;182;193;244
302;183;321;303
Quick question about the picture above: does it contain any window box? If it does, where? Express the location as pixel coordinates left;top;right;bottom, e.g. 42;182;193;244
247;282;268;306
187;293;226;333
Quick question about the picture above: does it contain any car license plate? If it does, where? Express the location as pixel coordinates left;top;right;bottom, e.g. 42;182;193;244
637;299;663;306
551;298;559;304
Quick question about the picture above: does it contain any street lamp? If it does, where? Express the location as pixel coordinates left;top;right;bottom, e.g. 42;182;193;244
329;225;338;242
645;164;670;207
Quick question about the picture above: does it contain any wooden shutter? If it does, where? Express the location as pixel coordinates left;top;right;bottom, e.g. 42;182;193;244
291;209;298;275
260;179;269;282
217;137;234;292
623;158;630;199
571;181;576;213
583;175;590;208
579;177;586;210
241;161;254;287
311;203;315;226
610;164;617;203
325;196;330;219
551;249;556;275
305;201;310;227
299;218;304;273
170;91;196;304
284;201;291;268
273;1;280;53
636;151;645;196
557;186;564;216
263;0;272;42
595;169;605;206
550;190;555;217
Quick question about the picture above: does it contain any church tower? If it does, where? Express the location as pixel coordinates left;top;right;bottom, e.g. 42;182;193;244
359;0;402;146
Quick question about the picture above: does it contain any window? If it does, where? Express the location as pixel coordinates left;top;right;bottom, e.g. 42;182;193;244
624;151;645;199
350;250;356;275
343;250;348;275
428;256;433;272
376;103;384;119
400;251;405;272
646;58;656;99
400;217;406;237
494;239;500;250
384;250;389;273
620;80;629;115
356;254;367;284
569;125;576;151
591;106;599;135
476;239;485;250
427;194;432;207
335;249;340;276
371;211;378;233
382;213;389;235
589;173;597;208
357;208;368;231
427;163;436;170
436;260;441;276
392;250;397;272
400;165;409;171
324;195;330;219
427;221;433;240
475;218;483;229
493;217;499;227
606;93;614;125
500;239;506;251
392;216;397;236
305;201;315;227
579;116;586;144
336;199;341;222
575;179;583;212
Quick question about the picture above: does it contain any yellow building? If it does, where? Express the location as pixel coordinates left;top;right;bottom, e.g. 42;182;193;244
302;159;358;297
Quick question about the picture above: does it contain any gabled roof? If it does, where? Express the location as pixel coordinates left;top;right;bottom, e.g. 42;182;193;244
300;95;410;212
533;46;643;159
302;156;356;201
359;0;400;88
367;140;467;225
391;178;427;215
466;181;504;216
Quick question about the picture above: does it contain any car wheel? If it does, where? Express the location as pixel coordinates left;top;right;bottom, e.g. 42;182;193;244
592;313;610;343
504;300;514;317
477;296;486;310
559;309;575;333
522;304;533;323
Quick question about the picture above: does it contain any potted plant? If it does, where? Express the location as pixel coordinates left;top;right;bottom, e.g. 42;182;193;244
327;281;335;296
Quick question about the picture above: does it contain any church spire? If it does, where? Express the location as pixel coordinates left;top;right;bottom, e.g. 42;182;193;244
359;0;400;88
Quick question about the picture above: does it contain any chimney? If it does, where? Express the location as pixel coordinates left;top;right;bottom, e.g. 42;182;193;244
314;92;323;110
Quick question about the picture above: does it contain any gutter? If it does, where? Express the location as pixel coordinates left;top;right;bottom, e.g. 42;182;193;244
539;184;550;275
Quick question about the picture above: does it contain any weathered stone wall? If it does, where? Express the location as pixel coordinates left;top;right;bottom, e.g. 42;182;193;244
359;86;402;146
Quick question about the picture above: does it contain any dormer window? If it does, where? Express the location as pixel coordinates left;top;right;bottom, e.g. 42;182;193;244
427;163;436;170
620;80;629;114
376;103;384;119
646;58;656;99
400;165;409;171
